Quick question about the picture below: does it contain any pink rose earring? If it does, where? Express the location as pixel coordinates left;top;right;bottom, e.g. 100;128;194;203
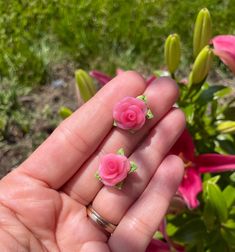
95;148;138;189
113;95;153;131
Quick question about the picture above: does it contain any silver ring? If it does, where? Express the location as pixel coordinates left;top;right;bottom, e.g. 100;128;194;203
87;204;117;233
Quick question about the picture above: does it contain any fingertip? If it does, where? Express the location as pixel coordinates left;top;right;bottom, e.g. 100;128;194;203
98;70;146;100
120;70;146;90
164;154;185;186
152;77;179;100
171;108;186;131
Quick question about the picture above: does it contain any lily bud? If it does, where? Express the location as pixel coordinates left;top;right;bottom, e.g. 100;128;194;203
164;34;181;74
193;8;212;58
58;106;73;119
75;69;97;102
190;46;213;85
217;121;235;134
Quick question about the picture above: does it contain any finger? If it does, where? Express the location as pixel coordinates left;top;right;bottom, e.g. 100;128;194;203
63;78;179;204
16;71;146;189
92;109;185;224
109;155;184;252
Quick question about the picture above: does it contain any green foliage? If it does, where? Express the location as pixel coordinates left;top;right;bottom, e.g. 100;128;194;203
53;0;235;73
0;0;60;85
1;0;235;84
0;80;30;141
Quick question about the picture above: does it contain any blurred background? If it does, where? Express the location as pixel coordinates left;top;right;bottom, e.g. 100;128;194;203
1;0;235;176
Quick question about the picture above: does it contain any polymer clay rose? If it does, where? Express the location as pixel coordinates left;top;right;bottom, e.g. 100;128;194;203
113;96;153;131
96;148;138;188
98;153;130;186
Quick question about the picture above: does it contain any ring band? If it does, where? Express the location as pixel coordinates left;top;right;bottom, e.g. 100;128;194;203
87;204;117;233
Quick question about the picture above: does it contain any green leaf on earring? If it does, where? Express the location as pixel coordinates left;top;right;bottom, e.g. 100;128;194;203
137;95;147;102
129;161;138;173
95;171;101;180
117;148;125;156
115;181;124;190
146;109;154;119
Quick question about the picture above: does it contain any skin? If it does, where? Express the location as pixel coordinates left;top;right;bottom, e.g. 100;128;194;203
0;71;185;252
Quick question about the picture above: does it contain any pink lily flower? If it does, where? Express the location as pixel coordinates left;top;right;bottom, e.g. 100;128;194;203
212;35;235;74
90;69;157;86
170;129;235;209
146;238;184;252
89;70;112;85
146;239;170;252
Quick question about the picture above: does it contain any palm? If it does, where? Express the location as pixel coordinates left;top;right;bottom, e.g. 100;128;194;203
0;72;185;252
0;174;109;251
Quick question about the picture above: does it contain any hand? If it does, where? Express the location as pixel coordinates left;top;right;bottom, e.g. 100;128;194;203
0;72;185;252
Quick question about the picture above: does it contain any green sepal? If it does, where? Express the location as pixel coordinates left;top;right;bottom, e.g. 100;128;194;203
117;148;125;156
137;95;147;103
129;161;138;173
115;181;124;190
146;109;154;119
95;171;101;180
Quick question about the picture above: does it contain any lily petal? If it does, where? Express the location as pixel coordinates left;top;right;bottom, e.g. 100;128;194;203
178;167;202;209
212;35;235;56
146;239;170;252
170;129;195;162
213;49;235;74
89;70;112;85
146;75;157;85
197;153;235;173
212;35;235;74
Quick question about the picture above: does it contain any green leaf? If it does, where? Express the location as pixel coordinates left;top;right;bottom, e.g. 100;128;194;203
221;227;235;247
230;172;235;182
129;161;138;173
117;148;125;156
183;104;195;124
223;107;235;121
214;87;232;99
197;85;225;105
172;218;206;244
115;181;124;190
146;109;154;119
137;95;147;102
217;121;235;134
222;219;235;229
203;200;217;230
203;179;228;222
204;175;220;184
223;185;235;209
215;139;235;155
95;171;101;180
153;231;163;239
166;222;178;236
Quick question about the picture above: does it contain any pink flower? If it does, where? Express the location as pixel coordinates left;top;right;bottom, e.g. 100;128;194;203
89;70;112;85
146;239;170;252
90;69;157;86
113;96;147;130
98;153;130;186
170;129;235;209
212;35;235;74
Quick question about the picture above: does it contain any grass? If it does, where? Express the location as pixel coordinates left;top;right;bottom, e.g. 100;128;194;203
0;0;235;86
